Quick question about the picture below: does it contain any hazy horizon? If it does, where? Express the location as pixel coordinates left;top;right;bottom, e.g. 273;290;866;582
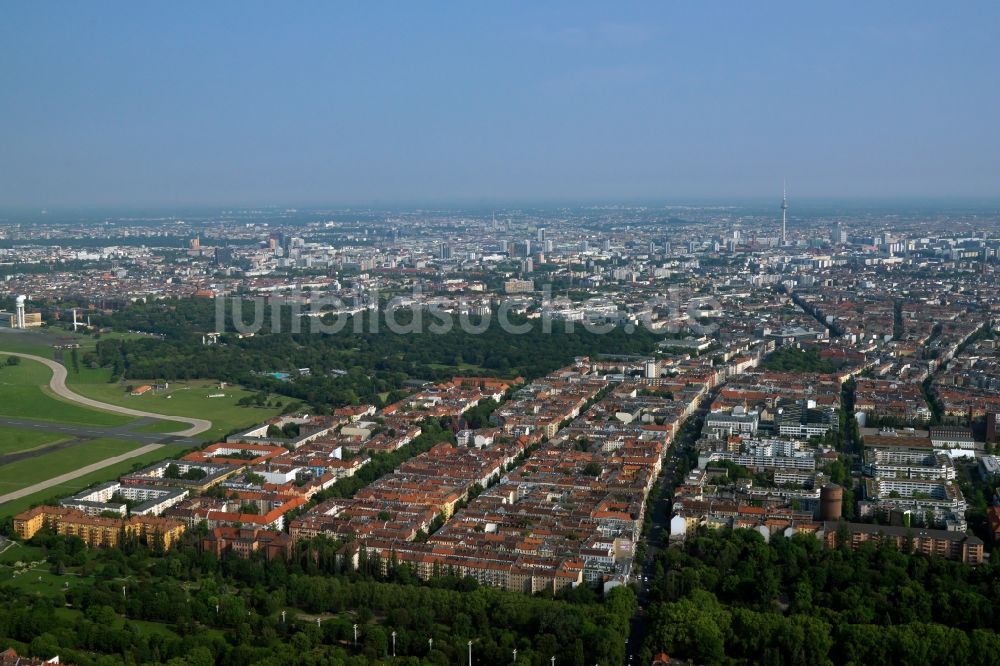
5;196;1000;228
2;2;999;208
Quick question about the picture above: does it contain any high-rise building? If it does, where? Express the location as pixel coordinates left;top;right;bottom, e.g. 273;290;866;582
832;222;847;244
438;243;452;260
214;247;234;266
537;228;546;243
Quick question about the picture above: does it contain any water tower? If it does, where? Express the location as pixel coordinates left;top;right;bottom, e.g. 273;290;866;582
15;295;26;329
820;483;843;521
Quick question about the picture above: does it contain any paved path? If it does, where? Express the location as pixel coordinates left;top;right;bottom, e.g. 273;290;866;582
0;416;202;447
0;416;202;468
0;443;165;505
0;351;211;437
0;350;213;509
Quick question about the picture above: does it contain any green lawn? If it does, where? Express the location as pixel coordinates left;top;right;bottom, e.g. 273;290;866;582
50;607;184;638
0;543;45;565
0;425;71;455
0;355;133;426
66;370;282;441
58;608;230;644
1;329;282;441
0;328;141;358
0;438;146;496
0;446;186;519
0;567;84;596
0;329;66;357
130;419;194;434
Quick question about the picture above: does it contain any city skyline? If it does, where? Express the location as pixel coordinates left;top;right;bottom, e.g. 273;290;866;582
2;3;1000;664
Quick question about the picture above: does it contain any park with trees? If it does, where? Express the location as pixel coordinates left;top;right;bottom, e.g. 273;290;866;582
641;527;1000;665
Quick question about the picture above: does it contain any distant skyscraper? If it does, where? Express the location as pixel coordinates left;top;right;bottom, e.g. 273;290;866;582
438;243;452;260
832;221;847;244
781;182;788;245
537;227;546;243
214;246;233;266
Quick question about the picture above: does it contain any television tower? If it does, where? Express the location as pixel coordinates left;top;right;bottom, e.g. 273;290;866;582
781;181;788;245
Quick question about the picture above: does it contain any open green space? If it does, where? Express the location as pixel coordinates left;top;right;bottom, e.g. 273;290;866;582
760;345;844;373
130;419;195;434
0;330;65;357
0;425;71;455
51;607;186;640
0;328;143;358
0;445;185;519
2;329;283;442
65;369;282;441
0;565;86;596
0;543;45;565
0;437;145;496
0;355;133;426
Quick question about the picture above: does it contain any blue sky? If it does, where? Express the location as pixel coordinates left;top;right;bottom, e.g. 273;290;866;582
1;2;998;207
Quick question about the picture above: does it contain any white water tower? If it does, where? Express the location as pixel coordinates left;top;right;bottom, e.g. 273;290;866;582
15;295;26;329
